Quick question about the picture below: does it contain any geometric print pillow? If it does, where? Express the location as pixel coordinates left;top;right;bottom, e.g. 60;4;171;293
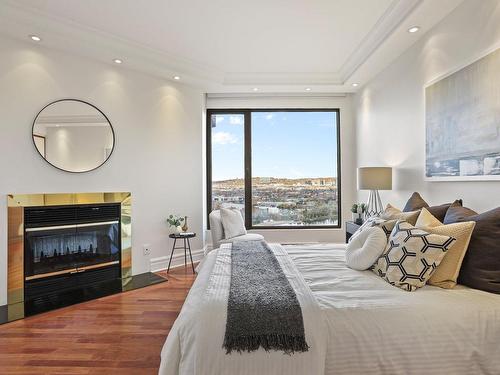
372;221;456;292
349;217;398;243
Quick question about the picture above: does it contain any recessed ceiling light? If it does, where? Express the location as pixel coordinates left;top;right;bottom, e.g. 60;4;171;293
352;83;359;87
30;35;41;42
173;75;180;80
253;87;259;91
305;87;311;91
408;26;420;33
113;59;123;64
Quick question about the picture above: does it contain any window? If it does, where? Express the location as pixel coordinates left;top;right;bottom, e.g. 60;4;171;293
208;112;246;214
207;109;340;229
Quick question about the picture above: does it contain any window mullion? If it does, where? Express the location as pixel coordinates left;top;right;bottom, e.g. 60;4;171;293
244;110;252;229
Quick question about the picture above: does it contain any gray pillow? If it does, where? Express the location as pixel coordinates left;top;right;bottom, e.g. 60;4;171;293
427;199;463;222
444;203;500;294
443;202;477;224
403;192;463;222
403;192;429;212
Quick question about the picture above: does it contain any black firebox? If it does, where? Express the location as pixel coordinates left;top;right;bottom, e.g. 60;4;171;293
24;203;122;316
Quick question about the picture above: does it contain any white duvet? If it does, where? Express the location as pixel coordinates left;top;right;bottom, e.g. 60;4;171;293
160;243;500;375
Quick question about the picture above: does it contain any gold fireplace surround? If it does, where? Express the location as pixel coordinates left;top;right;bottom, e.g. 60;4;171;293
7;192;132;322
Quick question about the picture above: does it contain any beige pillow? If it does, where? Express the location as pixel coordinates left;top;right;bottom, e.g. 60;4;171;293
416;209;476;289
379;203;400;218
416;207;443;228
380;204;420;226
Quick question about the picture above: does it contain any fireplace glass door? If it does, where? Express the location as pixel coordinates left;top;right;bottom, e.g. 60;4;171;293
75;222;120;269
25;221;120;279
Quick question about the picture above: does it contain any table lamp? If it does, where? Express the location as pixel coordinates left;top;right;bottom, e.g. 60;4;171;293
357;167;392;218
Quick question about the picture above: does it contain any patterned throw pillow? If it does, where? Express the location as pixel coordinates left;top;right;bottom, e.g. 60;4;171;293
372;221;457;292
349;217;397;242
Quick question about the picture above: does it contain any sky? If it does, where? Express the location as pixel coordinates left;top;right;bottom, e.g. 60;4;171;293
211;111;338;181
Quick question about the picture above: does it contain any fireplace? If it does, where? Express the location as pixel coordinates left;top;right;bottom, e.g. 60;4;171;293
7;192;132;321
23;204;122;315
24;205;121;279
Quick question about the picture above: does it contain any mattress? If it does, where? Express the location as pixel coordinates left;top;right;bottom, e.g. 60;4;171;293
159;243;500;374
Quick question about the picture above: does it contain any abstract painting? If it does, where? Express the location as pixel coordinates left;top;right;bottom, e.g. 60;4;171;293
425;47;500;181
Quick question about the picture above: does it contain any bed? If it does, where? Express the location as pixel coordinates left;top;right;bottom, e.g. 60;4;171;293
159;243;500;375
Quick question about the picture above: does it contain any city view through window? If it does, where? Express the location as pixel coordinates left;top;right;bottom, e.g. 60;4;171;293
209;110;339;227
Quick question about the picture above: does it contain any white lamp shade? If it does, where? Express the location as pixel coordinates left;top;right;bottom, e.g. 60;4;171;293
358;167;392;190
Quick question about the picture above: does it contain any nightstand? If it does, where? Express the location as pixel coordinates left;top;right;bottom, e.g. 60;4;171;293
167;233;196;273
345;221;361;243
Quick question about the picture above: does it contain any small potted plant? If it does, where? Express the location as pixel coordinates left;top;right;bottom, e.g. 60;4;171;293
350;203;366;225
167;214;185;234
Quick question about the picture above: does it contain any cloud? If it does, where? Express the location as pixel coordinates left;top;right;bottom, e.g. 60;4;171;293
229;116;243;125
212;131;238;145
265;114;274;120
215;116;225;125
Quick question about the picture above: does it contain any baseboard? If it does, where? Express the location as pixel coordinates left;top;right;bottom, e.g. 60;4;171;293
150;246;206;272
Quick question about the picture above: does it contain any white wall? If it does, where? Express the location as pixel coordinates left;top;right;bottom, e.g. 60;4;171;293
0;36;205;305
206;95;356;244
354;0;500;212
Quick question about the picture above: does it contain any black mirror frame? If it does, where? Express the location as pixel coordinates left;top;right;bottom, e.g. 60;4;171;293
32;99;115;173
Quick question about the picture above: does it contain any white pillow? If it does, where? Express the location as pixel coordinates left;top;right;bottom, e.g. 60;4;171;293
346;226;387;270
220;208;247;239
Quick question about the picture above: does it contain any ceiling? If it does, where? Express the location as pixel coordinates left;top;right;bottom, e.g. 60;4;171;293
0;0;464;93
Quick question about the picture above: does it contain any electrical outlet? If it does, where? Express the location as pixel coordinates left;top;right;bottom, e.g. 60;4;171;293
143;244;151;256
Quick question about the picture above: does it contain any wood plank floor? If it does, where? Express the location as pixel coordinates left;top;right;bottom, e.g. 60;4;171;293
0;266;197;375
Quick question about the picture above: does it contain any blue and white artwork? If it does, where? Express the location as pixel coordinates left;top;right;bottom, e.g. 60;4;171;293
425;47;500;181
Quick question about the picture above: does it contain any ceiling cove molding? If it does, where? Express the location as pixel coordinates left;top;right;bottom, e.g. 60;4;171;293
206;93;347;99
0;0;424;90
338;0;422;82
210;0;423;87
0;1;224;85
223;72;343;86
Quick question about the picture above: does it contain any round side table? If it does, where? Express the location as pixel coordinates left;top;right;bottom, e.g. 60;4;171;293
167;233;196;273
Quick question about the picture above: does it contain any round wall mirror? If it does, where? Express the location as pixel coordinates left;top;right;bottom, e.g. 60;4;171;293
32;99;115;173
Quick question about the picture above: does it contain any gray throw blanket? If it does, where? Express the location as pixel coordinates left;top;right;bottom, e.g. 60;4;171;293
223;240;309;354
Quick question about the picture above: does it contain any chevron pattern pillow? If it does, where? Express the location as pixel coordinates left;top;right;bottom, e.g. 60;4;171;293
372;221;457;292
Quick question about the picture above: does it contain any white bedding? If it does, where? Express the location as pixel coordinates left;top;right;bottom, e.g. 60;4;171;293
160;243;500;375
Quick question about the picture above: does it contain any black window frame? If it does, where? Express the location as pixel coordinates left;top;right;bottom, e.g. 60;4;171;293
206;108;341;230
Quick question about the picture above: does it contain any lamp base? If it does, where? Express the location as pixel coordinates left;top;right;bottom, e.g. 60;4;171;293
365;190;384;219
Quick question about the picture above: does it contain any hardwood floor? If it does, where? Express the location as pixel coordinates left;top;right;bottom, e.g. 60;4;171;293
0;266;197;375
